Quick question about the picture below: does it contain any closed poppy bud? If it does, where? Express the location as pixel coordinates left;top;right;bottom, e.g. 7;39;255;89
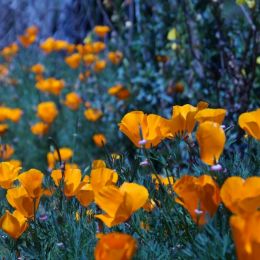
196;121;226;165
6;186;39;219
31;122;49;136
108;84;130;100
95;232;137;260
93;134;107;147
230;211;260;260
0;162;21;189
195;108;227;124
65;53;81;69
0;210;28;239
238;109;260;140
17;169;44;199
37;101;58;124
119;111;172;149
64;92;82;110
84;108;103;122
173;175;221;225
93;25;110;38
220;176;260;214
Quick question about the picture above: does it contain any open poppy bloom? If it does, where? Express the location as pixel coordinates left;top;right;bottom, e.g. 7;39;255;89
84;108;103;122
64;92;82;110
119;111;172;148
37;101;58;124
17;169;44;199
195;108;227;124
170;102;208;137
108;84;130;100
36;78;65;95
173;175;221;225
0;210;28;239
220;176;260;214
31;64;45;74
18;26;38;48
238;109;260;140
95;232;137;260
0;162;21;189
196;121;226;165
6;186;40;219
93;60;106;72
230;211;260;260
95;182;149;227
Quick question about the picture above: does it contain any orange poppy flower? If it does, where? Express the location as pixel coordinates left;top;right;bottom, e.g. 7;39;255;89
36;77;65;95
95;232;137;260
40;37;55;54
6;186;40;219
92;160;106;169
108;84;130;100
7;160;22;168
54;40;69;51
0;124;8;135
151;174;174;191
84;108;103;122
0;162;21;189
173;175;221;225
65;53;81;69
31;64;45;74
196;121;226;165
93;25;110;38
108;51;123;65
170;102;208;137
0;144;14;160
37;101;58;124
1;43;19;60
95;182;149;227
238;109;260;140
93;60;106;72
119;111;172;148
53;147;73;161
17;169;44;199
18;34;37;48
195;108;227;124
220;176;260;214
92;42;106;53
0;210;28;239
64;92;82;110
31;122;49;136
93;134;107;147
83;54;96;65
230;211;260;260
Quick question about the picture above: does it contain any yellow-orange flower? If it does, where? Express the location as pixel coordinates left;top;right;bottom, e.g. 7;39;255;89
6;186;40;219
1;43;19;60
0;210;28;239
196;121;226;165
0;124;8;135
31;64;45;74
195;108;227;124
220;176;260;214
238;109;260;140
173;175;220;225
18;26;38;48
84;108;103;122
37;101;58;124
18;169;44;199
93;134;107;147
92;160;106;169
93;60;106;72
0;144;14;160
83;54;96;65
95;182;149;227
36;78;65;95
108;84;130;100
95;232;137;260
108;51;123;65
119;111;172;148
92;42;106;53
151;174;174;191
64;92;82;110
170;102;208;136
93;25;110;38
31;122;49;136
40;37;55;54
230;211;260;260
0;162;20;189
54;147;73;161
65;53;81;69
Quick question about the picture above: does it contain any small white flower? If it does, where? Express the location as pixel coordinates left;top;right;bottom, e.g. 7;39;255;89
140;159;149;166
125;21;132;28
211;164;223;171
194;209;203;215
138;139;147;145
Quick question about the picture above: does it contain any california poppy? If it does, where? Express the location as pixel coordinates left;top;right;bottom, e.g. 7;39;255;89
0;162;20;189
37;101;58;124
